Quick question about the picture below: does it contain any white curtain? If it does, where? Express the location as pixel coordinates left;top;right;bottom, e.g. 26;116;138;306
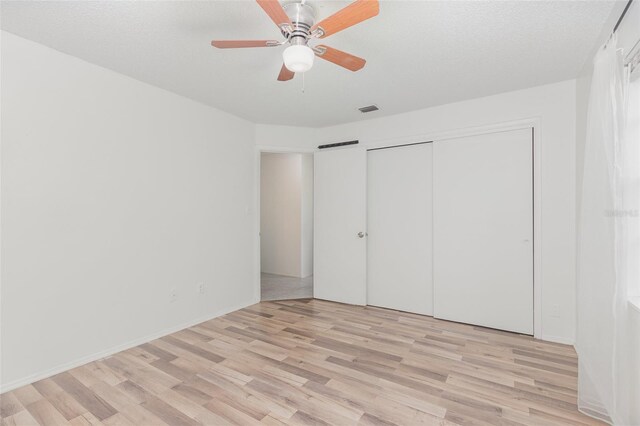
617;61;640;426
577;34;640;425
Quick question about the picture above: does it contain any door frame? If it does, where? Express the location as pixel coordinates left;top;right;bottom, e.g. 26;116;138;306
361;118;542;340
253;146;316;303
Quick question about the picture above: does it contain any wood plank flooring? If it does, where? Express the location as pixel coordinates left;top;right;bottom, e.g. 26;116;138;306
1;299;601;425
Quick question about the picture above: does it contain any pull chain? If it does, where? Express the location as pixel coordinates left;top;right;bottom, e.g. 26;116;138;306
302;72;305;94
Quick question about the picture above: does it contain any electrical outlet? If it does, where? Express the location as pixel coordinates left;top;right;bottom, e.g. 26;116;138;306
550;304;560;318
170;288;178;303
197;282;205;294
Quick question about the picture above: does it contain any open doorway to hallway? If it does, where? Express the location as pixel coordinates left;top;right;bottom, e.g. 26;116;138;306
260;152;313;301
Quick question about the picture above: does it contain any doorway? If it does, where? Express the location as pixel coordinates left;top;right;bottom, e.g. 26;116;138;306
260;152;313;301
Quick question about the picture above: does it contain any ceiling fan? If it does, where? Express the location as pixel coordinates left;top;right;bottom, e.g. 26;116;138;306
211;0;379;81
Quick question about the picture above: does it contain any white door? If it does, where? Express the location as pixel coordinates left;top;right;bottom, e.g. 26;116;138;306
314;147;367;305
367;143;433;315
433;129;533;334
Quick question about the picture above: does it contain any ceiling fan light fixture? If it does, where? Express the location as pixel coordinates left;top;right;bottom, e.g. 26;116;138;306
283;45;315;73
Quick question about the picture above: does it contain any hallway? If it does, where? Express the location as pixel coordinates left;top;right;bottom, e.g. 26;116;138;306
260;273;313;301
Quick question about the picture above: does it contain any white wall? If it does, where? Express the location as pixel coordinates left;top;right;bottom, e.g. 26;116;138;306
0;32;257;391
260;80;578;344
255;125;316;152
260;153;302;277
627;308;640;424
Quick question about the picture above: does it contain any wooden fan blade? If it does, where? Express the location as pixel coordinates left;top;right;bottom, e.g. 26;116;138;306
278;64;295;81
315;45;366;71
211;40;278;49
256;0;292;29
311;0;379;38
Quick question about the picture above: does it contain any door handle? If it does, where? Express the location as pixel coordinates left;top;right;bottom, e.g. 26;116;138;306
357;232;365;238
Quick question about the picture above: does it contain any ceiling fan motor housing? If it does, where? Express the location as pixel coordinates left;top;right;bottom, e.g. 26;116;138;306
282;2;316;45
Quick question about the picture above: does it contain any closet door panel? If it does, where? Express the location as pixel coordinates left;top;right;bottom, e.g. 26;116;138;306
314;147;367;305
367;143;433;315
433;129;533;334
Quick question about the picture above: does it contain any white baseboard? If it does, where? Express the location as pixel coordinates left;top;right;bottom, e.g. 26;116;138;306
540;333;576;346
0;297;259;394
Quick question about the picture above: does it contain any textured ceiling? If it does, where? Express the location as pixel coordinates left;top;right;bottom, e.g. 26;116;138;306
1;0;619;127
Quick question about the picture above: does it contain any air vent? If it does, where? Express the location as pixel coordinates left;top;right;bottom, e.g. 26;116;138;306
318;140;359;150
358;104;379;113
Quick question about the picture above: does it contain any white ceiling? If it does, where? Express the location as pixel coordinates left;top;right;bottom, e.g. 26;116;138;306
1;0;619;127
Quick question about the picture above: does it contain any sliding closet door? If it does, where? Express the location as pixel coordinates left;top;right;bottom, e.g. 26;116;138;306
433;129;533;334
367;143;433;315
314;147;367;305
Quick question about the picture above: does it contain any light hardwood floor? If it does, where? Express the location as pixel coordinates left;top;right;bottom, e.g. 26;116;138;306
1;299;601;426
